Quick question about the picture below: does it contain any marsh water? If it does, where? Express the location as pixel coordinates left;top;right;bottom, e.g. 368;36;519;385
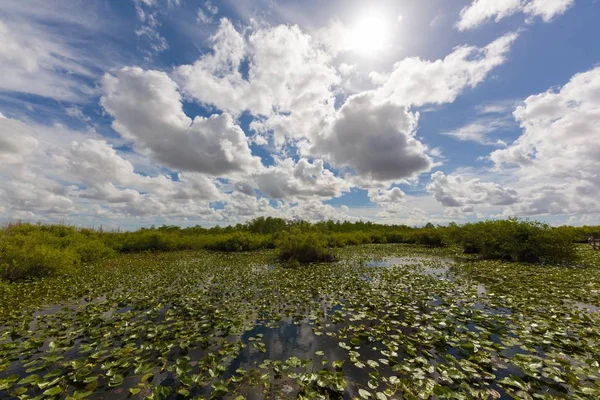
2;245;600;399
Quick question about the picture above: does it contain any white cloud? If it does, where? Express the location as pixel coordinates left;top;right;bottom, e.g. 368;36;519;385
101;67;262;176
476;100;520;115
205;1;219;15
175;20;517;189
197;9;213;24
132;0;171;57
374;32;519;107
457;0;574;31
0;18;95;101
368;187;406;204
490;66;600;216
197;1;219;24
523;0;575;22
65;106;91;123
338;63;356;76
253;158;349;200
0;118;39;164
311;91;432;183
442;118;509;146
0;115;227;224
135;25;169;53
0;11;532;226
175;19;340;145
427;171;518;210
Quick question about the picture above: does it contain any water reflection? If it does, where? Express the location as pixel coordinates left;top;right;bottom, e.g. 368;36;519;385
366;256;456;280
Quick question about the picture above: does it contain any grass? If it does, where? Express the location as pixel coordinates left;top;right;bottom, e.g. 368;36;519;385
1;244;600;399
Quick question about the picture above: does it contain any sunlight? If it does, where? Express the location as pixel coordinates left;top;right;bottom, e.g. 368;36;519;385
349;13;388;55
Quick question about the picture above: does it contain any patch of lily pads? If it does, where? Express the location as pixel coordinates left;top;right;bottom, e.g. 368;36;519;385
1;244;600;399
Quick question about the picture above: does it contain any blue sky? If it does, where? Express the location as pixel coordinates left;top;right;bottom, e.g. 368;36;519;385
0;0;599;229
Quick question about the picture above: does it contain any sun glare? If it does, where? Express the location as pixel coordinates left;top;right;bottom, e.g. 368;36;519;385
349;13;387;55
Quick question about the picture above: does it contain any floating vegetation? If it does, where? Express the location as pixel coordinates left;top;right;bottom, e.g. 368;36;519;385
1;244;600;399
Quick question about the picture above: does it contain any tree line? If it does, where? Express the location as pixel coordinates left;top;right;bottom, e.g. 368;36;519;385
1;217;597;280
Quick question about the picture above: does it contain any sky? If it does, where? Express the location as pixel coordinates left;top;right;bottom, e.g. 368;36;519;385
1;0;599;229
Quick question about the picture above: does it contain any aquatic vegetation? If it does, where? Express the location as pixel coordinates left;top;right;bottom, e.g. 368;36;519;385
1;244;600;399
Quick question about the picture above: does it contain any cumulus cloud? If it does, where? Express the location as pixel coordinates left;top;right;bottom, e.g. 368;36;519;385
101;67;262;176
374;32;519;107
0;12;530;226
368;187;406;203
457;0;574;31
0;118;39;164
0;177;76;216
311;91;432;182
427;171;518;211
174;19;340;145
253;158;349;200
301;33;516;186
174;20;517;188
490;66;600;216
0;116;226;225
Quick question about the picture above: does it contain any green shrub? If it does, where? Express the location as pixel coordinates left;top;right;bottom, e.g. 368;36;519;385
276;233;335;264
448;219;575;263
0;225;115;280
0;239;79;281
73;239;116;263
411;228;445;247
384;231;410;244
205;232;273;252
119;232;178;252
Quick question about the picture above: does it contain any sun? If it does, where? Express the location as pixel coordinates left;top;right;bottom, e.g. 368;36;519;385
349;13;388;55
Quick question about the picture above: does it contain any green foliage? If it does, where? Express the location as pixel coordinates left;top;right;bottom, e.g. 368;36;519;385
72;238;116;263
0;217;590;281
411;228;444;247
0;223;114;281
118;231;180;252
0;235;79;281
205;232;273;252
276;232;335;264
246;217;287;234
447;219;575;263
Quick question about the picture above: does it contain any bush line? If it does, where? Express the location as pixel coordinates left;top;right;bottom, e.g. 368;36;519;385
1;217;596;280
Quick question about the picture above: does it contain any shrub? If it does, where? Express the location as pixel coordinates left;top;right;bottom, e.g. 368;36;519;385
119;232;178;252
73;239;116;263
0;226;115;280
0;239;79;281
276;233;335;264
384;231;410;244
411;228;445;247
448;219;575;263
205;232;273;252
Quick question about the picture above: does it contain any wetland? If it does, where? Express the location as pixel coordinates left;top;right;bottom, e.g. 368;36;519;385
2;244;600;399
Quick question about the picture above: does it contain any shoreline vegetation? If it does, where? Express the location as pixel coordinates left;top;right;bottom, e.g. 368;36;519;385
1;221;600;399
0;217;596;281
